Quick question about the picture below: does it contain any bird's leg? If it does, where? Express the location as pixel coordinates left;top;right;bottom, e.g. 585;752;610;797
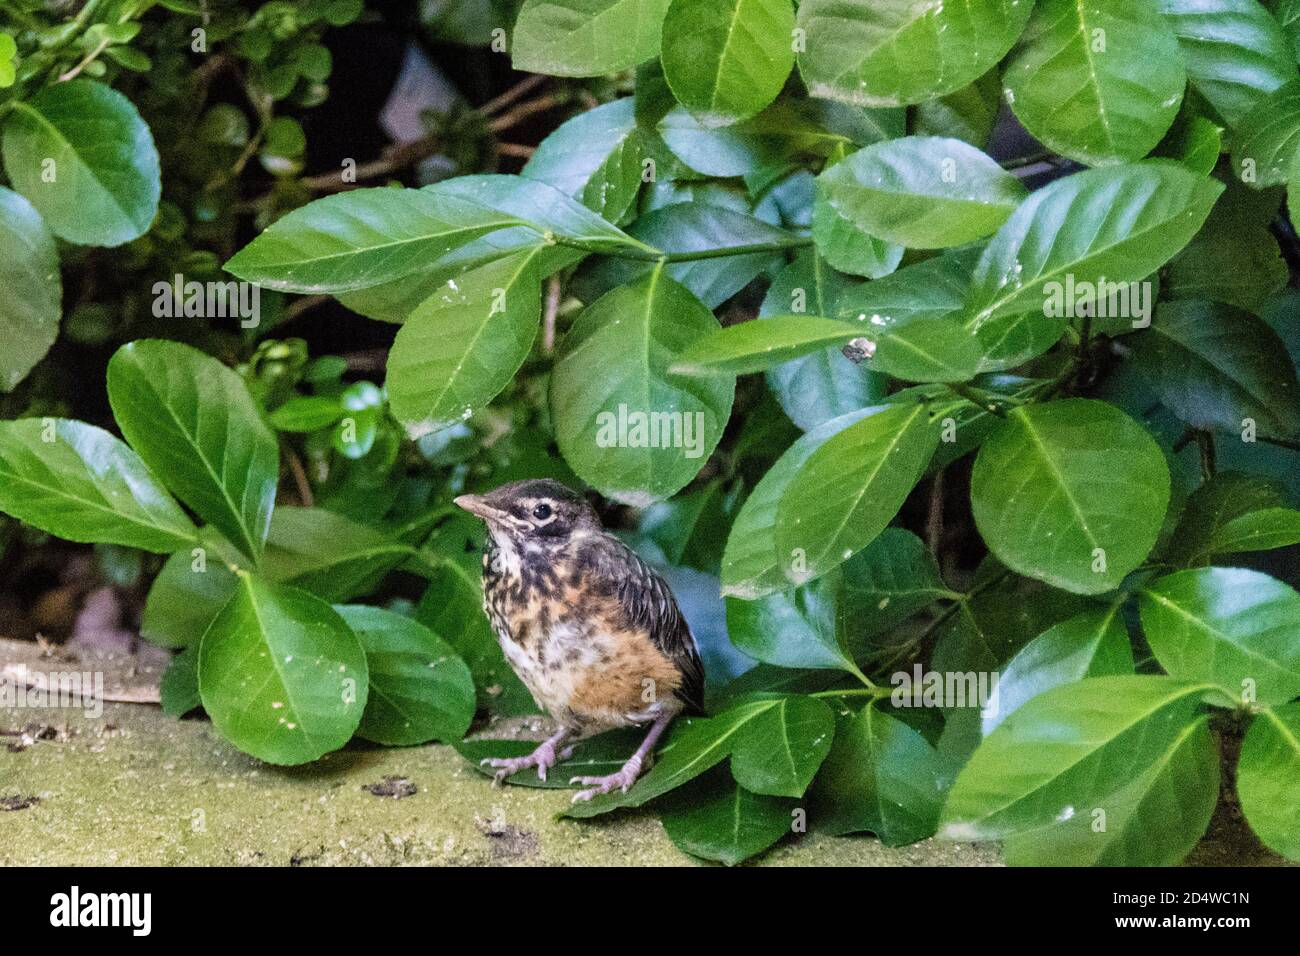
481;726;576;786
570;711;673;803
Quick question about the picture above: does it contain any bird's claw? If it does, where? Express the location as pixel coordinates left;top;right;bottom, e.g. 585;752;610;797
569;755;645;803
481;742;574;787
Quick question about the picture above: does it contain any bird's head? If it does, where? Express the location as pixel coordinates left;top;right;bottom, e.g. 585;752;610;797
454;479;600;544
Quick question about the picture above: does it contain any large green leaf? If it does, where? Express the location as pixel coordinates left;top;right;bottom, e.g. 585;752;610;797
1164;213;1288;314
940;675;1210;839
141;534;240;649
107;340;279;562
1140;566;1300;706
0;418;197;554
671;315;863;376
809;191;903;279
730;694;836;797
758;251;884;431
971;399;1170;594
160;647;202;718
386;249;542;438
511;0;671;76
721;407;874;598
1003;0;1185;166
198;573;368;765
775;400;938;586
914;72;1002;149
1132;299;1300;436
1233;79;1300;187
0;187;60;391
964;164;1222;368
1;79;159;246
336;605;475;746
223;187;525;293
839;527;959;637
661;0;794;127
1000;714;1219;865
815;136;1026;248
262;507;415;602
1237;704;1300;861
1163;471;1292;566
550;268;734;505
725;577;859;673
795;0;1034;107
661;779;793;865
810;703;944;845
984;602;1134;734
522;98;647;222
1157;0;1294;127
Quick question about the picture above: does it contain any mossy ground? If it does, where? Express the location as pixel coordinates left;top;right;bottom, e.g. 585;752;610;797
0;638;1280;866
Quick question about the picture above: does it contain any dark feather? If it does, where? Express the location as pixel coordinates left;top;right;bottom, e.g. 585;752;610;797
600;533;706;715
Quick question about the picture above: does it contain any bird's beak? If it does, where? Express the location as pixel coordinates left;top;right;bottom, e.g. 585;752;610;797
454;494;503;521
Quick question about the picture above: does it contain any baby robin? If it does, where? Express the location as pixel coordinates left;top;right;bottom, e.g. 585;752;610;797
454;479;705;802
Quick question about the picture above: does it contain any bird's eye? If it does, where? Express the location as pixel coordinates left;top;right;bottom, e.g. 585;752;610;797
532;503;553;520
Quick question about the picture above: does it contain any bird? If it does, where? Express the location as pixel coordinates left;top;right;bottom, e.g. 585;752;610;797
454;478;705;802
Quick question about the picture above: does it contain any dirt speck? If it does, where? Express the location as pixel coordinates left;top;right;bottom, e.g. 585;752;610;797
362;776;417;799
1;795;41;812
475;818;539;860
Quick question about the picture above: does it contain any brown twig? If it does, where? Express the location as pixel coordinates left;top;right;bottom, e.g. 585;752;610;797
497;142;536;159
284;446;314;508
486;94;561;133
478;73;547;117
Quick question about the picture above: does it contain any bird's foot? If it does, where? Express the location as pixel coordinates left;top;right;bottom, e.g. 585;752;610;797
482;740;576;786
570;753;647;803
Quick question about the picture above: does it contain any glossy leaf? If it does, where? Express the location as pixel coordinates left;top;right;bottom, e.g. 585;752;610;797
1162;472;1287;566
0;418;198;555
160;647;202;718
550;268;734;505
971;399;1170;594
1003;0;1185;166
107;340;278;562
387;249;542;438
511;0;671;76
1;79;160;246
795;0;1034;107
1132;299;1300;437
776;401;939;586
1140;567;1300;706
522;98;647;222
336;605;475;746
661;780;793;865
262;507;415;602
198;573;368;765
729;694;835;797
816;136;1026;248
141;536;240;649
940;675;1210;839
660;0;794;127
1237;704;1300;861
984;602;1134;734
725;577;859;673
0;187;60;391
839;528;959;637
809;192;904;279
671;315;862;376
1233;79;1300;187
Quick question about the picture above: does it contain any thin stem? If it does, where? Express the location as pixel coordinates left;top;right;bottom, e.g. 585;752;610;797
812;687;892;701
1259;433;1300;452
58;37;110;82
1195;430;1217;481
947;382;1009;417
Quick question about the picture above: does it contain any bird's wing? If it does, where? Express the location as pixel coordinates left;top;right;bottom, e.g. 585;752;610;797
603;535;706;715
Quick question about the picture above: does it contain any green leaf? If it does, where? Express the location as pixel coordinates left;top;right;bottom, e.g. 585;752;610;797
729;694;835;797
1003;0;1185;166
660;0;794;127
522;98;646;222
1156;114;1224;176
757;250;886;431
387;249;542;439
795;0;1034;107
984;602;1134;734
511;0;671;76
160;647;202;717
262;507;415;602
198;573;368;765
1233;79;1300;187
0;418;197;554
971;399;1170;595
661;779;793;865
810;191;903;279
1139;566;1300;706
940;675;1210;839
810;703;944;845
550;268;734;505
0;187;60;391
776;400;938;586
224;187;525;293
1;79;160;246
1237;704;1300;861
1132;300;1300;436
1164;216;1288;314
1000;714;1219;866
965;163;1223;367
721;407;874;598
336;605;475;746
268;396;343;432
107;340;279;562
1157;0;1294;127
725;577;859;673
1162;471;1288;566
816;136;1026;248
839;528;959;637
141;536;240;649
914;71;1002;149
670;315;863;376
